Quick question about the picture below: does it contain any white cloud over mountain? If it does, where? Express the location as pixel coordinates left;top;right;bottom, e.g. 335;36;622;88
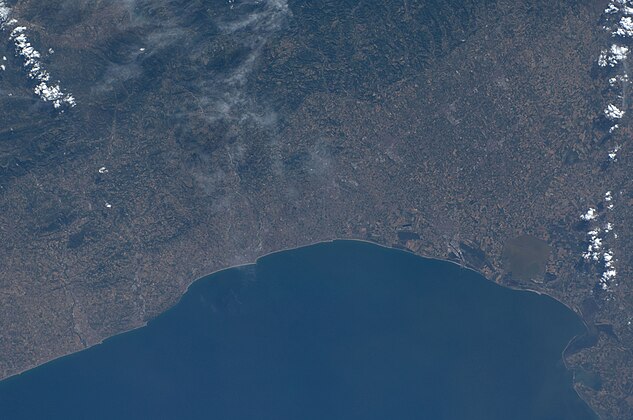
0;2;75;109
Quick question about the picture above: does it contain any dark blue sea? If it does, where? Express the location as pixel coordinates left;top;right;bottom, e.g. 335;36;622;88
0;240;595;419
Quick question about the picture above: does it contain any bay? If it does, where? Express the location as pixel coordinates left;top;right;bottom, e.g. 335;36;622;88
0;240;595;419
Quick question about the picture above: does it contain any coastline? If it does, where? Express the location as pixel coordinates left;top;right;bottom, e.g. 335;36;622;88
0;237;599;419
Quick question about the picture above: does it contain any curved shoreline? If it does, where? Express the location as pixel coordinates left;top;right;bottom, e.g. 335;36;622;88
0;237;599;418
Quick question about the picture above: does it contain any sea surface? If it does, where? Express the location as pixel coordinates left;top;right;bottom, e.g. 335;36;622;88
0;240;596;420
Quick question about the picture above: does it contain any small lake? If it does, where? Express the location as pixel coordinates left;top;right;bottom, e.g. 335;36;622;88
0;240;596;419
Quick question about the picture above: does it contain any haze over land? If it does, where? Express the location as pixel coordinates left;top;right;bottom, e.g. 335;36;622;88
0;0;633;418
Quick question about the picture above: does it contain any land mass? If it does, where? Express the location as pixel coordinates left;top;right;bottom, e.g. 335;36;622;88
0;0;632;418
